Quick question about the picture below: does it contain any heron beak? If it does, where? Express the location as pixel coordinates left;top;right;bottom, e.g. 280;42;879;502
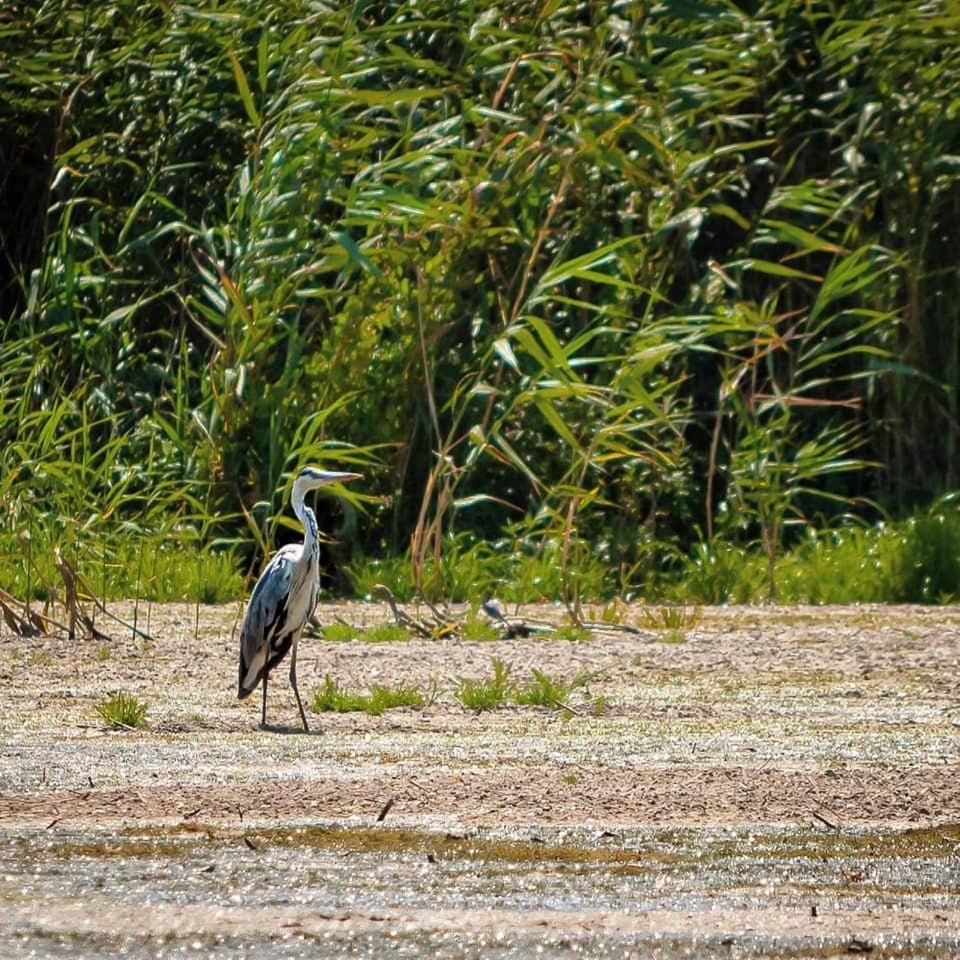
317;470;362;485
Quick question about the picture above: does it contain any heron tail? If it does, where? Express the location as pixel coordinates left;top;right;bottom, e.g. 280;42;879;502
238;647;263;700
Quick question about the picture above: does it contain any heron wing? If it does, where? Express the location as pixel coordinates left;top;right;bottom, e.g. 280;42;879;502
238;545;300;697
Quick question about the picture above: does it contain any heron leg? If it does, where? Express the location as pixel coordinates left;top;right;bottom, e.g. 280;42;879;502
260;672;269;727
289;637;310;733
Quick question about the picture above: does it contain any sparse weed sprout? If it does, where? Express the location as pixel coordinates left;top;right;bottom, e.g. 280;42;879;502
96;645;113;661
310;676;424;716
455;657;514;710
96;691;148;730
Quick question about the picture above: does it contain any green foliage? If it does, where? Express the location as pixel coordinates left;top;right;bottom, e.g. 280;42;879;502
0;536;244;604
361;624;412;644
514;669;590;711
455;658;514;711
2;0;959;603
548;625;593;643
640;607;703;631
675;499;960;604
348;534;608;604
321;624;356;643
310;677;424;716
459;615;502;643
96;691;148;730
320;622;412;643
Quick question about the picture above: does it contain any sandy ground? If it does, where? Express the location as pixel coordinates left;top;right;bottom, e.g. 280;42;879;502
1;601;958;829
2;601;960;957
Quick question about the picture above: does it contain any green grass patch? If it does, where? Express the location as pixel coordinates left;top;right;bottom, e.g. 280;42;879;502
671;498;960;605
320;623;411;643
641;606;702;631
455;657;514;711
310;676;424;716
361;624;411;644
513;668;590;710
548;624;593;643
1;535;244;605
96;691;148;730
460;614;502;642
348;534;608;604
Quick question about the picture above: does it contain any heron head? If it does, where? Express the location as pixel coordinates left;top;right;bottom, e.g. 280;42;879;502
294;466;363;494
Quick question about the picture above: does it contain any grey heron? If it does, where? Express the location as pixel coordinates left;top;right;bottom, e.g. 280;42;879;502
238;466;361;731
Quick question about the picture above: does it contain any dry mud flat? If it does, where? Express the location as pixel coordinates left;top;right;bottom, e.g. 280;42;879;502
1;602;959;958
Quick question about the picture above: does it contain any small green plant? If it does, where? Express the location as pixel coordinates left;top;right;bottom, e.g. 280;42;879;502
641;606;702;631
96;645;113;661
321;623;356;643
562;771;581;785
548;624;592;643
594;598;629;625
361;624;411;644
590;696;609;716
455;657;514;711
96;691;148;730
659;629;686;645
28;649;53;666
310;677;424;716
460;614;501;642
514;668;590;711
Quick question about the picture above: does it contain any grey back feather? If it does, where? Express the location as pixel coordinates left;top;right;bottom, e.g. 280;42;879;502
239;546;298;693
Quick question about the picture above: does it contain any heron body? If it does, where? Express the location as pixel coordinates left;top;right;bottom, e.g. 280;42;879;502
238;467;361;731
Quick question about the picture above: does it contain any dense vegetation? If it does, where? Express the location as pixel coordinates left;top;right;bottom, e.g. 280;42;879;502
2;0;959;606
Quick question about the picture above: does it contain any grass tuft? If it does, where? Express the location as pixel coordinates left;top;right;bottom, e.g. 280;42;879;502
513;668;590;711
460;614;502;642
548;624;593;643
321;623;356;643
310;676;424;716
96;691;148;730
455;657;514;711
641;606;702;631
361;624;411;644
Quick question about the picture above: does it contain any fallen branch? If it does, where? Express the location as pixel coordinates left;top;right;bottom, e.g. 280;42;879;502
0;587;47;636
373;584;435;638
54;548;113;642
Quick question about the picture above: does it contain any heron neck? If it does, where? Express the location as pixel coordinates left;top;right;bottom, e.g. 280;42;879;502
291;483;320;568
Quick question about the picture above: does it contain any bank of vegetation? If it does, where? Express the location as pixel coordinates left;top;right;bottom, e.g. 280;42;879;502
2;1;959;607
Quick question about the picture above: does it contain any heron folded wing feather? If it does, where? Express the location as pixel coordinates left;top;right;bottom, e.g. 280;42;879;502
238;547;297;697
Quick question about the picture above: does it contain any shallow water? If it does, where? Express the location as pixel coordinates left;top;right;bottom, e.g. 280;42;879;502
3;822;959;958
